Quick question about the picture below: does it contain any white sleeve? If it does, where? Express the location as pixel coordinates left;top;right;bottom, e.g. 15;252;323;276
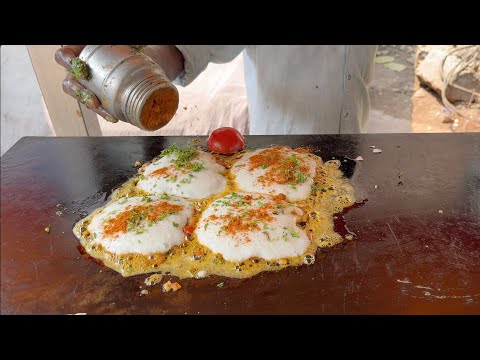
174;45;247;86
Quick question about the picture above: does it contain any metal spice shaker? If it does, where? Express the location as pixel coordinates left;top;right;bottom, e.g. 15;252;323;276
77;45;179;131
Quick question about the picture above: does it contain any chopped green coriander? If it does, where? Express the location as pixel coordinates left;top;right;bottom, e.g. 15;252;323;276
70;57;90;80
180;175;193;184
160;144;200;169
295;171;307;183
156;211;178;222
311;185;325;193
141;195;152;202
160;144;180;157
191;162;204;172
288;227;300;238
127;210;145;233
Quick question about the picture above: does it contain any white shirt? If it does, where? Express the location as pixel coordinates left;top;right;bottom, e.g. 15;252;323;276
175;45;377;135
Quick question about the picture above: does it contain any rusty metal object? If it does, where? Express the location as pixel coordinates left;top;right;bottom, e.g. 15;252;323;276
77;45;179;131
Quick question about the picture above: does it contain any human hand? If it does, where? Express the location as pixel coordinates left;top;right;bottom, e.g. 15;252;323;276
54;45;118;122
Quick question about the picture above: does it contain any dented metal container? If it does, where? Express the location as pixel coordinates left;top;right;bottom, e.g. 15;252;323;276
78;45;179;131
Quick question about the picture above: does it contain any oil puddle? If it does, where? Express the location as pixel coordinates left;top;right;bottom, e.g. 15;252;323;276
333;198;368;240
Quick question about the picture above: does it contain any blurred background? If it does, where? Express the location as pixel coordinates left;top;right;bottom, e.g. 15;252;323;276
2;45;479;156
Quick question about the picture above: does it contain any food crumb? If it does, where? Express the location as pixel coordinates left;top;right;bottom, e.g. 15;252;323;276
438;209;444;214
354;156;364;161
45;225;51;233
183;106;187;110
217;282;224;288
345;234;354;241
163;280;182;292
370;145;375;148
144;274;163;286
374;185;378;189
372;148;382;153
135;161;142;167
171;282;181;291
397;172;404;186
55;211;63;216
140;289;149;296
196;270;208;279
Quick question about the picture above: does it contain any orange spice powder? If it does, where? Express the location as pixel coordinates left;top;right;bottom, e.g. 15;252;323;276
150;166;173;178
139;85;179;131
103;202;183;237
207;195;289;235
248;147;308;185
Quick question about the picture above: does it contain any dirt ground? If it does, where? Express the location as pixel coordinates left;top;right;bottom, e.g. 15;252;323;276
368;45;479;133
